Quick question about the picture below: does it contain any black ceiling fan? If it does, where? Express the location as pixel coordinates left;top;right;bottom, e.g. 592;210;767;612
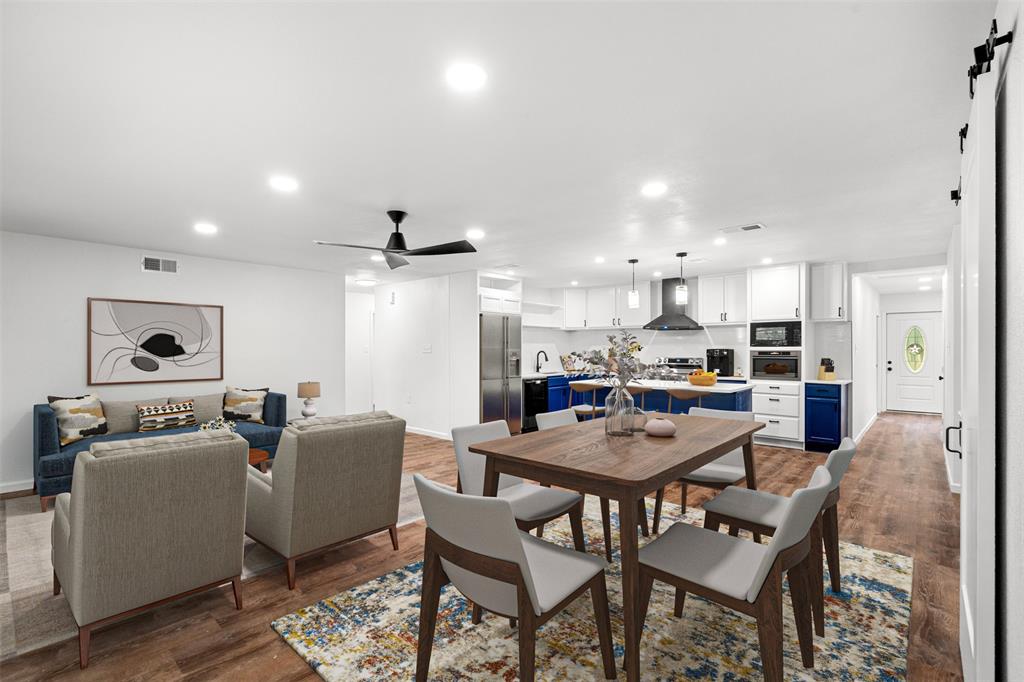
314;210;477;269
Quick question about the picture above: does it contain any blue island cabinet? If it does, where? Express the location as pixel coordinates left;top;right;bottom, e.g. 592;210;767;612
547;375;571;412
641;386;752;414
804;383;849;452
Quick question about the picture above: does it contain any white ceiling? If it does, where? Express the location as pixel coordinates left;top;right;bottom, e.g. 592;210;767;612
1;1;994;289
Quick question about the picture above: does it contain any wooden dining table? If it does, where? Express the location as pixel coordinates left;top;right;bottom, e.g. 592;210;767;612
469;412;765;681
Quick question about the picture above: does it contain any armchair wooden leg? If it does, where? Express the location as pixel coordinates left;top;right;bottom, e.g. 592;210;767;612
728;525;740;537
53;571;61;595
389;525;400;551
285;558;297;590
471;603;483;624
40;496;54;513
637;498;650;537
415;546;444;682
788;559;816;668
652;488;665;534
78;626;91;669
673;588;686;618
754;567;784;682
600;497;613;562
810;515;825;636
823;504;842;593
536;524;545;538
569;502;587;552
231;576;243;610
590;575;617;680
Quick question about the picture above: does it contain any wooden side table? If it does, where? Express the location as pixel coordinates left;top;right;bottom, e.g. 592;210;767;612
248;448;270;473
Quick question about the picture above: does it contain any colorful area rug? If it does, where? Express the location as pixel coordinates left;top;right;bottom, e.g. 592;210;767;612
272;496;912;680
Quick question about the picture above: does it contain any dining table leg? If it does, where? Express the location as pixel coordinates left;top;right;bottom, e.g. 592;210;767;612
618;491;641;681
742;437;763;544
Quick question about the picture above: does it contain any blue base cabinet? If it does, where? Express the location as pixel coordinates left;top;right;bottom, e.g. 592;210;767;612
640;387;752;414
804;383;849;452
547;375;571;412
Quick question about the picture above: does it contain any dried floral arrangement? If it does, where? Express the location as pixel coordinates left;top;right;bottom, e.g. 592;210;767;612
199;416;237;432
565;330;651;387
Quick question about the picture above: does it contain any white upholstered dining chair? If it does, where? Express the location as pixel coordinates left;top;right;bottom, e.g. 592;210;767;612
413;475;616;682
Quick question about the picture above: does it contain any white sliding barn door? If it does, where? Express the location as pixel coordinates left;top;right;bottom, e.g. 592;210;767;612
958;65;997;682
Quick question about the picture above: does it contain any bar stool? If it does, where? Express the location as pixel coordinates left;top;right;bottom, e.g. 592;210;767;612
568;381;606;420
625;385;652;412
665;387;709;414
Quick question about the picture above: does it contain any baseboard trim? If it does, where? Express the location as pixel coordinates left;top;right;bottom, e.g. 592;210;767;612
854;412;878;443
944;454;962;494
406;426;452;441
0;480;35;496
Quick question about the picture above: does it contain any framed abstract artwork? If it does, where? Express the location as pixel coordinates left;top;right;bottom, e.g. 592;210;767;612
87;298;223;385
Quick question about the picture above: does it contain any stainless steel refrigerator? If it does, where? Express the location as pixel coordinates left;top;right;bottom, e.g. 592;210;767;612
480;312;522;433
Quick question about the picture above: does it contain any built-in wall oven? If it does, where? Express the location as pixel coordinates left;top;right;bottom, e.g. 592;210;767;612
749;321;802;348
751;350;801;381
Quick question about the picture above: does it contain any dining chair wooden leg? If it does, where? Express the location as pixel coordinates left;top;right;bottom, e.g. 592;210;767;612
754;565;784;682
822;503;841;593
471;603;483;624
787;559;816;668
600;497;613;562
809;514;826;636
53;571;61;596
652;488;665;534
637;498;650;537
517;602;537;682
415;547;444;682
569;501;587;552
590;575;617;680
702;511;721;532
673;588;686;618
679;482;688;512
728;525;740;537
638;570;655;630
509;617;518;628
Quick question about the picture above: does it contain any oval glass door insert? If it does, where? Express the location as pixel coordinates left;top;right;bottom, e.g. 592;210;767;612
904;325;926;373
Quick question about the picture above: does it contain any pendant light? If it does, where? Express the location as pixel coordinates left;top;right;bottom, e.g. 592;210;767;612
627;258;640;309
675;252;689;305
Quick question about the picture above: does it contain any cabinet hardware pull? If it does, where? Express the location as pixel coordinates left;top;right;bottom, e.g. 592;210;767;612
768;419;780;424
769;386;780;390
768;398;780;402
838;305;843;317
795;306;800;318
724;312;727;321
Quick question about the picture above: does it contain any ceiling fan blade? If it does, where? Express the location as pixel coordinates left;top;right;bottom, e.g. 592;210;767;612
312;241;383;251
401;240;477;257
384;252;409;269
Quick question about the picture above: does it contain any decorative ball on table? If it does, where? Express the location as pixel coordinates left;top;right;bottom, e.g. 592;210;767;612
644;417;677;438
298;381;321;418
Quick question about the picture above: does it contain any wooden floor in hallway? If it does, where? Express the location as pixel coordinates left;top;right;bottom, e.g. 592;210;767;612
0;411;961;680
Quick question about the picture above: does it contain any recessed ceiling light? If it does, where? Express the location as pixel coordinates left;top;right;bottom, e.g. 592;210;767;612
570;280;579;286
641;181;667;198
505;269;515;275
466;227;485;240
761;257;773;264
918;276;933;283
919;285;932;291
370;254;385;262
355;279;378;287
445;62;487;92
594;256;605;264
268;174;299;193
193;221;218;235
652;271;662;277
713;236;727;246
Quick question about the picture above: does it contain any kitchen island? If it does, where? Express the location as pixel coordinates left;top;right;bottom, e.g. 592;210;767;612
569;377;754;413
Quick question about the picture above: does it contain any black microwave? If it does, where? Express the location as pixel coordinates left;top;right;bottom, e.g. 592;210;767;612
749;321;802;347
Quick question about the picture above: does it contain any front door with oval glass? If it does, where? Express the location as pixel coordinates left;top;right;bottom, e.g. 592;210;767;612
885;311;944;412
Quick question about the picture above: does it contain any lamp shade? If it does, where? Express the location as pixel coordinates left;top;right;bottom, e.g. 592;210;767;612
297;381;321;399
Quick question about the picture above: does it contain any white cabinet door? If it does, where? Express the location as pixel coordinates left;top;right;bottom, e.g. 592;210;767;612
480;293;502;313
501;296;521;315
750;264;801;321
616;282;650;327
698;275;725;324
586;287;617;328
810;262;846;320
722;273;748;323
563;289;587;328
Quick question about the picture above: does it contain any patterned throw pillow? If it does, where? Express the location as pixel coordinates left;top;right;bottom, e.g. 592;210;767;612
223;386;267;423
137;400;197;432
47;394;108;446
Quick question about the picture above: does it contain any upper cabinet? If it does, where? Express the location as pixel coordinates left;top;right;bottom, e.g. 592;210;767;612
585;286;618;328
810;262;848;321
479;275;522;314
561;282;651;329
750;264;802;321
698;272;747;324
563;288;587;328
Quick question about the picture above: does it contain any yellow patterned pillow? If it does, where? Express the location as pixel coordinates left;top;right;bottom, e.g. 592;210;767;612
223;386;267;423
138;400;197;432
47;394;108;446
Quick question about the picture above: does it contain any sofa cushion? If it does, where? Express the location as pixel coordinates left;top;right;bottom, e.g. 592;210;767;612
234;421;283;449
223;387;267;423
90;429;243;456
288;411;394;431
168;393;224;424
47;394;108;446
102;398;167;434
138;401;197;432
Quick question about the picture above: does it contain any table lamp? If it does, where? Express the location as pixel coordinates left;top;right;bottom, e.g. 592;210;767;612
298;381;321;418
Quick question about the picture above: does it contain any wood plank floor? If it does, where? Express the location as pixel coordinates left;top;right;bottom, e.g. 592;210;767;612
0;412;960;680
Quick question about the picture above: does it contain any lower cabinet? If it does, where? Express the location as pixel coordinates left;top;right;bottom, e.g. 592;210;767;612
804;383;849;452
547;376;571;412
753;381;802;443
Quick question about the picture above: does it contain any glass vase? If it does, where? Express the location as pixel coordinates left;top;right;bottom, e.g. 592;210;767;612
604;385;635;437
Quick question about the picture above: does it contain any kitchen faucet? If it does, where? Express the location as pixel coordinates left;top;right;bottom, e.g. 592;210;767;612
535;350;549;373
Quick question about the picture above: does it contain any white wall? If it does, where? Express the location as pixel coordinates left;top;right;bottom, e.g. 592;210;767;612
371;271;479;439
0;231;345;492
344;292;375;414
879;291;943;314
850;274;881;441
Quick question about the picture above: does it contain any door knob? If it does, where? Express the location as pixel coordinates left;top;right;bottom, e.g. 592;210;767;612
887;367;892;372
939;375;945;380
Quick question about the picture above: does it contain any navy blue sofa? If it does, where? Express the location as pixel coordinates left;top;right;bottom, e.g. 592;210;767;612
33;392;287;505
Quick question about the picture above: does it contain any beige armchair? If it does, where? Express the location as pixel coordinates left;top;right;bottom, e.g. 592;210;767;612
51;431;250;668
245;412;406;589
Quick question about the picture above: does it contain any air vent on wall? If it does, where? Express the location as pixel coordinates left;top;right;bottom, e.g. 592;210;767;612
719;223;766;234
141;256;178;274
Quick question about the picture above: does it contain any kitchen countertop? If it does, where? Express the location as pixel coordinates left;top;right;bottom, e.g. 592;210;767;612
570;378;754;394
803;379;853;385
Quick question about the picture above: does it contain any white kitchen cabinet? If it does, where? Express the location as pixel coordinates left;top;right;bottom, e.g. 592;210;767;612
501;296;521;315
699;272;747;324
563;288;587;328
615;281;651;327
586;287;617;328
750;264;802;321
810;262;847;321
479;292;502;313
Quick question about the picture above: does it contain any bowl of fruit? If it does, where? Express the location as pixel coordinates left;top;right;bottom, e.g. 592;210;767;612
686;369;718;387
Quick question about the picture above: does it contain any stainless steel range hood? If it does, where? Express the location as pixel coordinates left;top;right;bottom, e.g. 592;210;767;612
643;278;703;331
